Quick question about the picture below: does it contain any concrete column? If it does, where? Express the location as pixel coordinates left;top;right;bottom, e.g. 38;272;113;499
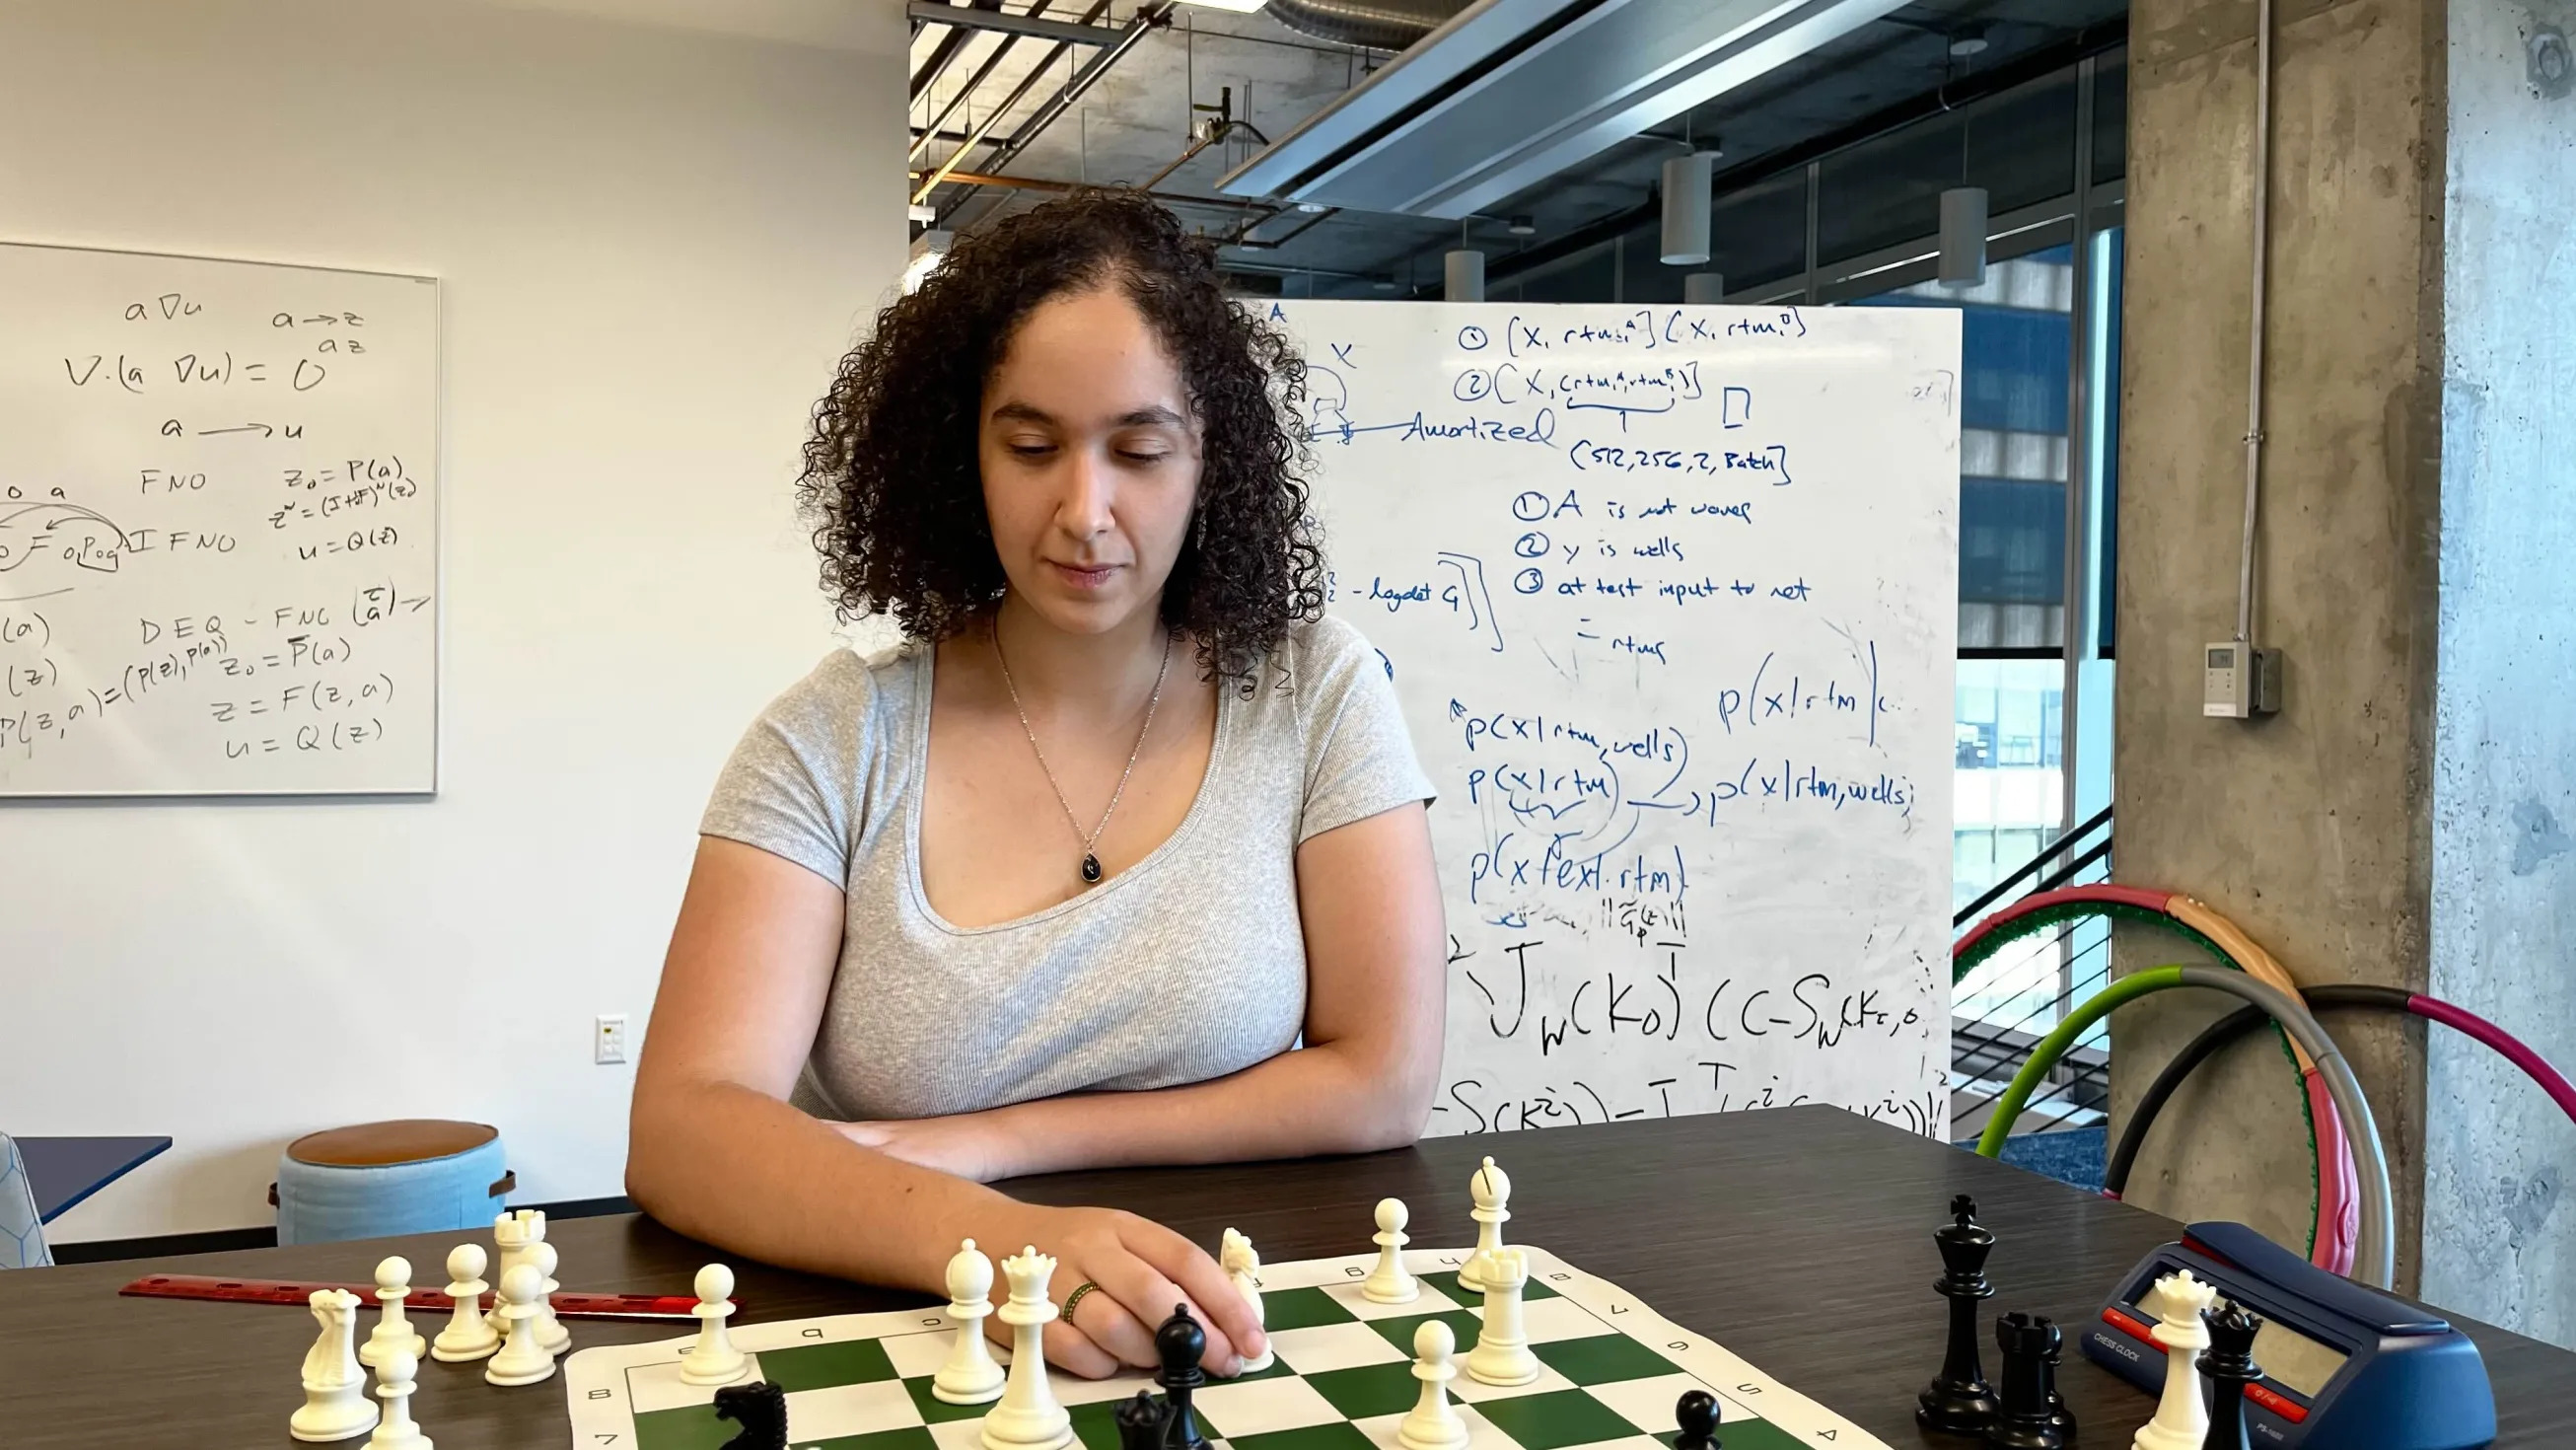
2113;0;2576;1343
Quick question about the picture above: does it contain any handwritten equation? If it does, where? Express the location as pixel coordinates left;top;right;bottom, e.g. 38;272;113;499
0;243;439;795
1277;300;1959;1139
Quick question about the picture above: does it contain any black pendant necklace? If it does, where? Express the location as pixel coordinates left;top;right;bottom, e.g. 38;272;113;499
996;621;1174;888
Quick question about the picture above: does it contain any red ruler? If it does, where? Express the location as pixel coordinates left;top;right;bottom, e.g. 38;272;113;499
118;1273;729;1322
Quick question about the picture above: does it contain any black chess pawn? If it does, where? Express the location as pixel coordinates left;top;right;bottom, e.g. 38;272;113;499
1984;1313;2065;1450
1672;1389;1723;1450
1116;1390;1169;1450
712;1380;789;1450
1918;1194;2002;1433
1155;1303;1213;1450
2197;1299;2266;1450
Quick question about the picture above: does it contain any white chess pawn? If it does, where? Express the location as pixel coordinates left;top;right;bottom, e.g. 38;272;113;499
982;1247;1073;1450
483;1264;558;1388
291;1287;381;1442
932;1239;1006;1405
2132;1269;2217;1450
432;1243;500;1363
366;1345;433;1450
1362;1197;1418;1304
1221;1228;1273;1372
1458;1157;1511;1293
680;1263;751;1387
529;1239;570;1355
1464;1246;1538;1387
1396;1319;1470;1450
360;1256;428;1368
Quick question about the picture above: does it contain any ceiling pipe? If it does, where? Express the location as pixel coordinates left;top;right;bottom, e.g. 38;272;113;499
905;1;1116;45
1265;0;1472;51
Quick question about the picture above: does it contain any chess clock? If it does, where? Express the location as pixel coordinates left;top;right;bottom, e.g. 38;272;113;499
2080;1221;2496;1449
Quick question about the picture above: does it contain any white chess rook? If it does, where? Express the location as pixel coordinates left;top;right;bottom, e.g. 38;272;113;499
1222;1228;1273;1372
361;1256;428;1369
1396;1319;1470;1450
2132;1269;2217;1450
486;1209;546;1335
933;1239;1007;1406
366;1346;433;1450
680;1263;751;1387
1459;1158;1511;1293
982;1246;1074;1450
1362;1197;1418;1304
484;1264;559;1388
1465;1247;1538;1387
431;1243;500;1363
291;1288;382;1443
530;1240;571;1355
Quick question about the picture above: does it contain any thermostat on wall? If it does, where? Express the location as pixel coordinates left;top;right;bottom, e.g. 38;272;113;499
2205;642;2282;718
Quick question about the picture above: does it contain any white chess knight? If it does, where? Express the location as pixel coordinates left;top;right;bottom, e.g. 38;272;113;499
431;1243;500;1363
2131;1269;2219;1450
680;1263;751;1387
290;1287;382;1443
1464;1246;1538;1387
1221;1228;1273;1371
1458;1157;1512;1293
484;1264;559;1388
486;1209;547;1335
1362;1197;1418;1304
1396;1319;1470;1450
529;1239;571;1355
982;1246;1074;1450
366;1345;433;1450
933;1239;1007;1405
360;1256;428;1369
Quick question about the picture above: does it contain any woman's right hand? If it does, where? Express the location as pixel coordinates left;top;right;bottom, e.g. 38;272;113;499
982;1203;1267;1380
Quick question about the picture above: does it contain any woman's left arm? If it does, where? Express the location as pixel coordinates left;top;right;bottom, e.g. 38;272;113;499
844;800;1446;1181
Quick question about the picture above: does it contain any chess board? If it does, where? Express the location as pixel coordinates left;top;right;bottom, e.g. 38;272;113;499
563;1247;1888;1450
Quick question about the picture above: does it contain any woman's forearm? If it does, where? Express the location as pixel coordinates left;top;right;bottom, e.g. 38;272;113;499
627;1075;1039;1293
990;1040;1430;1179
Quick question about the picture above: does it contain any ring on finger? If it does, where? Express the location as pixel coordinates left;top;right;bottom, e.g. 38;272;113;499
1060;1281;1101;1324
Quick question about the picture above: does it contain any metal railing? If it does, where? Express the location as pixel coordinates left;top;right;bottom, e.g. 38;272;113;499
1951;807;2114;1153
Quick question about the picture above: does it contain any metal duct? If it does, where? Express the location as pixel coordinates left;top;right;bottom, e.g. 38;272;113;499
1265;0;1472;51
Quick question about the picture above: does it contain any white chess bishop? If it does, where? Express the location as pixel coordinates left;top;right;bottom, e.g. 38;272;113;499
982;1247;1073;1450
1459;1158;1512;1293
933;1239;1007;1405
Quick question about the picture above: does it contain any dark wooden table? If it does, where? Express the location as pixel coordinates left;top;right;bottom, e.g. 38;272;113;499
17;1135;173;1223
3;1109;2568;1447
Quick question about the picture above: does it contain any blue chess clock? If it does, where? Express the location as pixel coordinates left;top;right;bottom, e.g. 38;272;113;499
2081;1221;2496;1449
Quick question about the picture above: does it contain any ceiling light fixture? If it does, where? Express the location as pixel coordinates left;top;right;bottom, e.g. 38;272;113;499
1659;152;1715;266
1297;201;1330;213
1172;0;1268;11
1949;29;1990;57
1508;215;1536;236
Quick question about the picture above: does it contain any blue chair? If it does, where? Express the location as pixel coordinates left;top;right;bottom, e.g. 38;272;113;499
0;1133;52;1269
271;1120;514;1247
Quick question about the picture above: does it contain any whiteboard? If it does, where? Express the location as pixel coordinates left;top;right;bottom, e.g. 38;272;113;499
0;244;439;796
1273;301;1960;1139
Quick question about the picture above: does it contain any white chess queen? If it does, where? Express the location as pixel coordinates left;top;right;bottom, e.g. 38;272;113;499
625;191;1447;1384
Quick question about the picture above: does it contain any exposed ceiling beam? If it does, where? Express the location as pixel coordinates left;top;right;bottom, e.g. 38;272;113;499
906;1;1118;46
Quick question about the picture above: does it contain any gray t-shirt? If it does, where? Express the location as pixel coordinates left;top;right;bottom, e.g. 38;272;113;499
699;616;1436;1123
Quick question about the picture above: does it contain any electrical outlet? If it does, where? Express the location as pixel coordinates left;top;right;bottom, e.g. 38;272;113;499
595;1014;629;1065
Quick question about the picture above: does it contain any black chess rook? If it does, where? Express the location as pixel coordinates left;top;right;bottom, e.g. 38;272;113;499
2197;1299;2266;1450
1984;1313;2068;1450
1918;1194;2003;1433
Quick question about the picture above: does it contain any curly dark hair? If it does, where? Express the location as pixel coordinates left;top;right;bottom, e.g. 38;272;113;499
799;189;1324;686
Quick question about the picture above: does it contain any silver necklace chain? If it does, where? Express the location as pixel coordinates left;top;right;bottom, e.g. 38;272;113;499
993;619;1174;887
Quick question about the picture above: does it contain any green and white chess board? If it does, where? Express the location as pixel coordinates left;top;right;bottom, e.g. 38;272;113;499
563;1247;1889;1450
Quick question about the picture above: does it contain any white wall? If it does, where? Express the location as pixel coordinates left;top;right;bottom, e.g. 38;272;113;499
0;0;908;1241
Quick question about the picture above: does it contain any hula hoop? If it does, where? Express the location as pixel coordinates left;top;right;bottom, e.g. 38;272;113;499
1974;965;2395;1289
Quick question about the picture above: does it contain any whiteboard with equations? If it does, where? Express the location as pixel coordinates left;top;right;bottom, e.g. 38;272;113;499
0;244;439;796
1272;301;1961;1139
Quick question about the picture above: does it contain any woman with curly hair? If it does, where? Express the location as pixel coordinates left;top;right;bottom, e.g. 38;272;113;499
627;191;1444;1380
